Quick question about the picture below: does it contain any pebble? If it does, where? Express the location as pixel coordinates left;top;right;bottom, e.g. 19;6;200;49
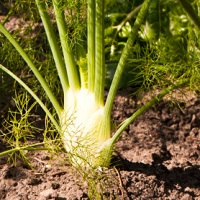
39;188;57;199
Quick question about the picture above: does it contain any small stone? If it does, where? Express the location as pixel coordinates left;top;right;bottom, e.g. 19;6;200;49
39;188;57;198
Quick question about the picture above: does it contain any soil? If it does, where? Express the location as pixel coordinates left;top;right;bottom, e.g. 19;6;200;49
0;11;200;200
0;88;200;200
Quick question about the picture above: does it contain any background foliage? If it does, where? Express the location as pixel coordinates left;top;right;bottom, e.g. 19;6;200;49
0;0;200;164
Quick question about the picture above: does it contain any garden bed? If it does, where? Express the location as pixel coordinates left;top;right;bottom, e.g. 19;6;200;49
0;88;200;199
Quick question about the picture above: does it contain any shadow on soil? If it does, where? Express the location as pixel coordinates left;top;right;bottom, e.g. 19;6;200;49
116;154;200;197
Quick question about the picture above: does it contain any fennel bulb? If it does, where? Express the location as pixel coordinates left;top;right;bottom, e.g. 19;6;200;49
61;88;111;167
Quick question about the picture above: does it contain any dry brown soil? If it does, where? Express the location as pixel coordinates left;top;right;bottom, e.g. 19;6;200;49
0;88;200;200
0;10;200;200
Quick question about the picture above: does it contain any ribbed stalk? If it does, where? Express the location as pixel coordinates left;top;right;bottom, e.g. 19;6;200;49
0;64;60;131
111;79;188;144
87;0;96;92
0;23;62;117
94;0;105;105
52;0;80;91
35;0;69;95
104;0;152;118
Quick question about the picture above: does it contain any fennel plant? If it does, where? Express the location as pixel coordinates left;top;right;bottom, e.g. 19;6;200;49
0;0;189;167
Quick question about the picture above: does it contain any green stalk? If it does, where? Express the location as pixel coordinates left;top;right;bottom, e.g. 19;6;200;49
0;143;48;157
94;0;105;105
87;0;95;92
104;0;152;118
0;23;62;117
35;0;69;95
0;64;60;132
52;0;80;90
97;79;188;167
110;79;188;144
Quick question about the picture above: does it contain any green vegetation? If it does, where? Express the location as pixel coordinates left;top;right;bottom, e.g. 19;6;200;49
0;0;200;169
